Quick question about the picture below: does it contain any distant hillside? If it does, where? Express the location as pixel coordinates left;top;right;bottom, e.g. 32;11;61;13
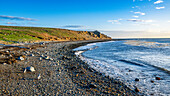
0;25;111;44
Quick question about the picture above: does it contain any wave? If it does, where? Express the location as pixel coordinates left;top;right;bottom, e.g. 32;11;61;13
119;59;170;75
125;40;170;48
74;40;170;95
119;59;145;67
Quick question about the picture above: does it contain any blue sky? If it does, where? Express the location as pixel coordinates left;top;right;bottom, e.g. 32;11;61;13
0;0;170;38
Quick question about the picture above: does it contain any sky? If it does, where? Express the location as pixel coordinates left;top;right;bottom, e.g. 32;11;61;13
0;0;170;38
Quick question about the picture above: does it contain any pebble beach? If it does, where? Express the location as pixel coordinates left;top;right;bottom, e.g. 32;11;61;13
0;40;140;95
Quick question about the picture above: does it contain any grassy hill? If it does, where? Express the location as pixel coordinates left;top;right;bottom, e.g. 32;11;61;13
0;25;111;44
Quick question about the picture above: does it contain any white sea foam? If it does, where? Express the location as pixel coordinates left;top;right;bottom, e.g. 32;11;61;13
74;40;170;96
73;43;97;51
125;40;170;48
75;51;84;56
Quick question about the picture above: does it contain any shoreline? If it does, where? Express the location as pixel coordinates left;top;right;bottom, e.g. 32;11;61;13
76;40;170;96
0;40;140;95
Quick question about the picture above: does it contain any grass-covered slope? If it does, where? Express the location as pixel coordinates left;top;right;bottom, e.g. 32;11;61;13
0;25;111;44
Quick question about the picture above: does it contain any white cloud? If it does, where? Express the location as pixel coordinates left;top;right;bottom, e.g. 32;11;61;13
138;23;159;26
154;0;163;4
6;22;17;24
61;25;86;28
168;21;170;23
134;12;146;15
132;6;139;9
134;0;144;1
108;19;122;24
132;16;139;18
156;6;165;9
0;15;37;21
127;19;154;23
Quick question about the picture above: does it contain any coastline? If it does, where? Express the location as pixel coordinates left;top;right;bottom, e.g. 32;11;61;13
0;40;140;95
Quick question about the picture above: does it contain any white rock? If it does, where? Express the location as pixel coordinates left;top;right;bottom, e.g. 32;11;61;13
18;56;24;61
39;42;45;45
23;68;27;73
6;50;9;53
50;58;53;61
9;54;12;57
26;66;35;72
25;51;29;54
39;57;42;61
40;54;44;57
44;56;50;60
30;54;34;56
37;74;41;80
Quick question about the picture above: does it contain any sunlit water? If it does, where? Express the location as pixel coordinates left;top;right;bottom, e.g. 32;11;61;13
74;39;170;96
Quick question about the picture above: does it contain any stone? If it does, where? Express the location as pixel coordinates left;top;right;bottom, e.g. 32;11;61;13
50;58;54;61
76;74;79;77
25;51;29;54
17;56;24;61
39;57;42;61
44;56;50;60
135;78;139;81
26;66;35;72
88;84;97;88
40;54;44;57
37;74;41;80
5;50;9;53
9;54;12;57
156;77;161;80
30;54;34;56
39;42;45;45
135;88;140;92
151;80;154;83
23;68;27;73
70;66;77;70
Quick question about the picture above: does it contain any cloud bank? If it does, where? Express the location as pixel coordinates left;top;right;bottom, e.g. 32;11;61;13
127;19;154;23
0;15;37;21
107;19;122;24
6;22;18;24
61;25;86;28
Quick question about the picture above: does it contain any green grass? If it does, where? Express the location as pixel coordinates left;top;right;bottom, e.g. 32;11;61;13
0;29;40;43
0;25;111;44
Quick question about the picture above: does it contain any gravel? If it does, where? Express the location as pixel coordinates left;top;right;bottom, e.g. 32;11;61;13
0;40;140;95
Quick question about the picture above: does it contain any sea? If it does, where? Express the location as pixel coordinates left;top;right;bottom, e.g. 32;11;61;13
74;38;170;96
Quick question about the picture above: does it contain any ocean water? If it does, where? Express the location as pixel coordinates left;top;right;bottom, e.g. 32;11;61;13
74;39;170;96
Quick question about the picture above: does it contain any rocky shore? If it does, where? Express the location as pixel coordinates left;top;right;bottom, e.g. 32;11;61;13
0;40;140;95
